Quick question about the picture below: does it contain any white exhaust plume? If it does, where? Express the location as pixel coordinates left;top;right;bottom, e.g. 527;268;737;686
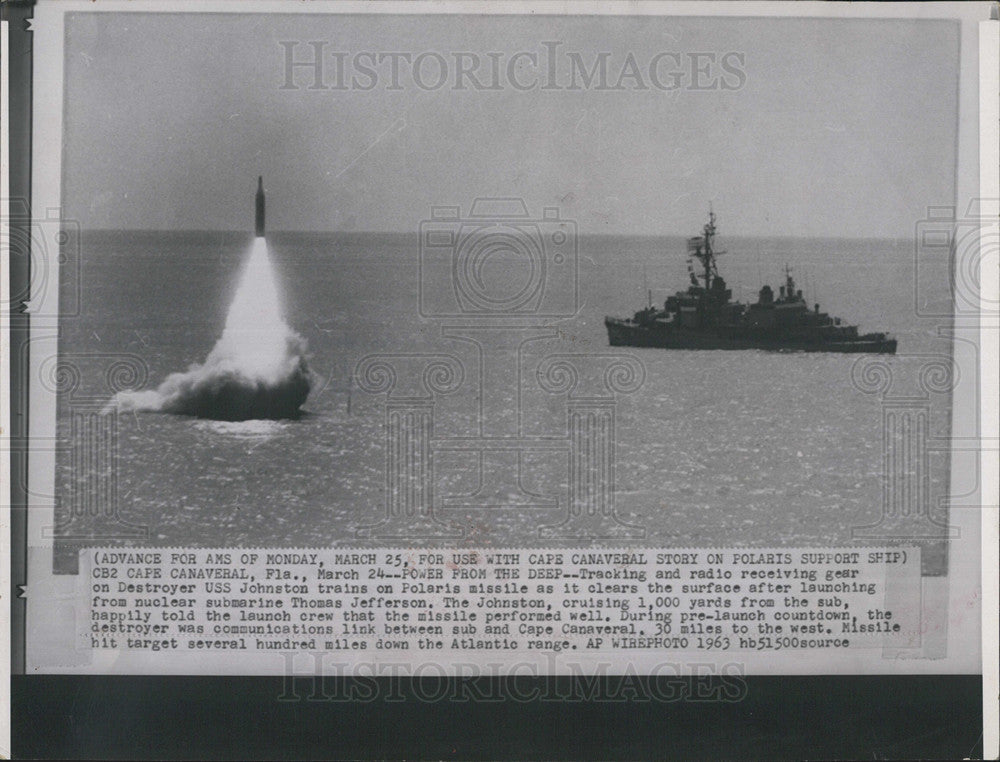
109;237;311;420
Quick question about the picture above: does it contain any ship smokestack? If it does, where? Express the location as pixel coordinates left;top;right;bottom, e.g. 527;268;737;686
255;175;265;237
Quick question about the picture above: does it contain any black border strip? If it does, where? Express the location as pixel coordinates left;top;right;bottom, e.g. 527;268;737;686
4;0;35;677
11;675;984;760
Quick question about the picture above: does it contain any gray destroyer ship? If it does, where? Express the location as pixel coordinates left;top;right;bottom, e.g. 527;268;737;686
604;210;897;354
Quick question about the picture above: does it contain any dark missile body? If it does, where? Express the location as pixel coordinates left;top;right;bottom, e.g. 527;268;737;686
255;175;265;237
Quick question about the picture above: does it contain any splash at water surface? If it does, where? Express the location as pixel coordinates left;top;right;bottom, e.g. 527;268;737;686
110;237;311;420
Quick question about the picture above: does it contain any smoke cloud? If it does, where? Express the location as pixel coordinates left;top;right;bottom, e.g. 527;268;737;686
109;238;311;421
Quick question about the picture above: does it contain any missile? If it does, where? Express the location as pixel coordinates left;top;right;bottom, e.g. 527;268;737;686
255;175;265;237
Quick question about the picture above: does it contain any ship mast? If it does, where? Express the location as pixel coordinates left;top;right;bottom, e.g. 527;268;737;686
703;207;716;290
784;263;796;300
689;206;719;291
684;206;723;294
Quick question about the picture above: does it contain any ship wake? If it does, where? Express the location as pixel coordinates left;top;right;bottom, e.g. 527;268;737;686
109;237;311;421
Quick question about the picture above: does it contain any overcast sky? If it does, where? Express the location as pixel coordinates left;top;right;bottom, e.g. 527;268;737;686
62;12;959;237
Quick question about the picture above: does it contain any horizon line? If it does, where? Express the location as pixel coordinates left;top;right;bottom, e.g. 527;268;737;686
71;227;914;242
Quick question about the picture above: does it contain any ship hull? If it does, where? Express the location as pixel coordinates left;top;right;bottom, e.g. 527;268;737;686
605;318;897;354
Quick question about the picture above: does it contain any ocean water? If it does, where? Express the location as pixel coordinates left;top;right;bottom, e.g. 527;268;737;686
54;231;953;573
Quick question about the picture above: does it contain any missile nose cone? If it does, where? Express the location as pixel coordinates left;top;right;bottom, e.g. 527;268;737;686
255;176;265;237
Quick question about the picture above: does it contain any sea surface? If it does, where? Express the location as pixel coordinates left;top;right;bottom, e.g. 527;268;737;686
54;231;953;574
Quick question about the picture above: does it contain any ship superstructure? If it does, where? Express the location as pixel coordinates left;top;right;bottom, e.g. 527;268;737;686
604;210;897;353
